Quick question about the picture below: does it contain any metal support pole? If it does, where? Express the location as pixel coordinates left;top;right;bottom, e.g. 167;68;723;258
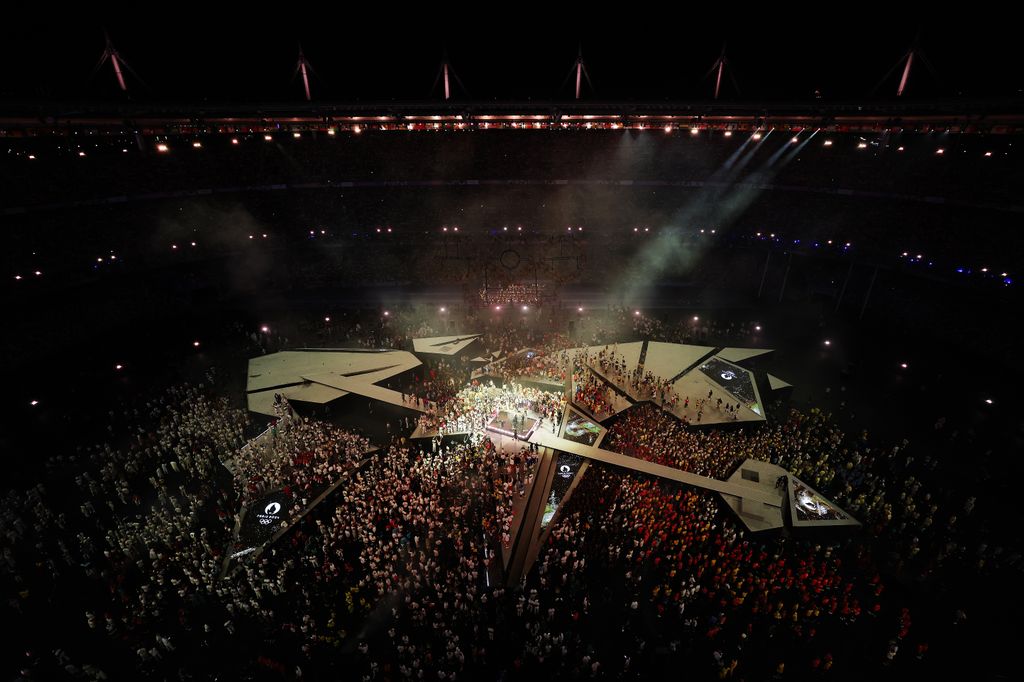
835;260;855;312
860;266;879;320
757;251;771;298
778;252;792;303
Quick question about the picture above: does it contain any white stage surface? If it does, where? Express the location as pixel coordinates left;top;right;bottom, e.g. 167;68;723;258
718;459;790;531
642;341;715;383
246;349;422;416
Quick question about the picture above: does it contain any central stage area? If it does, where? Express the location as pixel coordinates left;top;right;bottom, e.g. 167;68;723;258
486;410;538;439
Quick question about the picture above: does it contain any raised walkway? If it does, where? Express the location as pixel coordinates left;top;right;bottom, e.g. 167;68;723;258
310;375;436;413
528;429;784;508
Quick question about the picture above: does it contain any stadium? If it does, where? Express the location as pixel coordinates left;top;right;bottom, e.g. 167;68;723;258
1;20;1021;681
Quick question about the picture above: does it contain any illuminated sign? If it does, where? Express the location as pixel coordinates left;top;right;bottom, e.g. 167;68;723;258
256;501;284;526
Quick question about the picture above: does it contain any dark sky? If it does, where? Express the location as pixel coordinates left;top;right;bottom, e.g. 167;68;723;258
0;15;1019;103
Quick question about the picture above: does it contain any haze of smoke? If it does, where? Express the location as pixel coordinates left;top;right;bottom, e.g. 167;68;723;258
612;130;816;306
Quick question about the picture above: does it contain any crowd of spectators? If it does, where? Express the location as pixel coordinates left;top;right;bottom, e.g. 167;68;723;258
604;404;745;478
229;401;372;517
2;302;1021;681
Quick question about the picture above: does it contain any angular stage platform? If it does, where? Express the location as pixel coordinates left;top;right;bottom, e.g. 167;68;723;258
566;341;786;426
528;430;857;533
246;349;422;416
